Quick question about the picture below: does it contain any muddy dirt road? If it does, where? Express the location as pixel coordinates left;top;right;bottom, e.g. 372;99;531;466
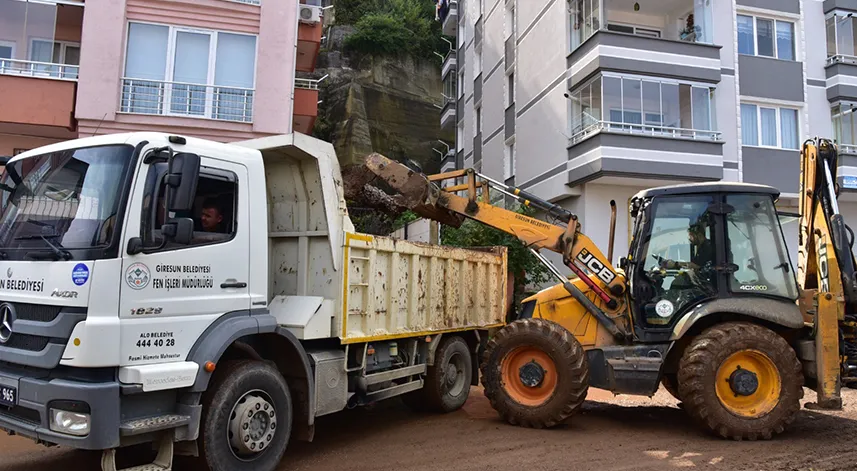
2;386;857;471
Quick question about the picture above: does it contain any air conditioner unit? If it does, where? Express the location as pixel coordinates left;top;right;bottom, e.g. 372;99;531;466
299;5;322;24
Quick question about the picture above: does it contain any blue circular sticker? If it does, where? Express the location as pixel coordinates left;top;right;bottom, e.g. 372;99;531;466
72;263;89;286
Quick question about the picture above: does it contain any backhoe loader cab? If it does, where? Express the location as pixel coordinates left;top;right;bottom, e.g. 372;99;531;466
624;183;799;338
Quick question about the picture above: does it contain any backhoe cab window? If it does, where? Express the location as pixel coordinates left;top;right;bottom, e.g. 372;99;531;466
639;196;718;326
726;194;798;300
140;163;237;249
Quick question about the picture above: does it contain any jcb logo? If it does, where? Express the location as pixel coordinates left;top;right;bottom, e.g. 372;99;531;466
576;249;616;285
817;236;830;293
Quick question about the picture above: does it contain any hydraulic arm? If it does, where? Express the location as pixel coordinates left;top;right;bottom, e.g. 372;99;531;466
798;138;857;407
362;153;627;339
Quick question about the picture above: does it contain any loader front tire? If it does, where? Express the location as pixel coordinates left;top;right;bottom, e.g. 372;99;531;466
678;321;803;441
480;318;589;428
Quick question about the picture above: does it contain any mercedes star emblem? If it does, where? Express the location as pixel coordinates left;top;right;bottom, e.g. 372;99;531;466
5;268;11;279
0;303;13;344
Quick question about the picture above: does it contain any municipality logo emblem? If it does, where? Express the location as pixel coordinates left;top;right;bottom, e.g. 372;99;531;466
126;263;150;290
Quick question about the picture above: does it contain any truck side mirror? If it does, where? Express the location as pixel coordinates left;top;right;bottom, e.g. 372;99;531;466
162;217;194;245
166;152;200;212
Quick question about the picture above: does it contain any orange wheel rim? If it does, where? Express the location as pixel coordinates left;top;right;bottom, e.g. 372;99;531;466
715;349;781;418
500;346;558;406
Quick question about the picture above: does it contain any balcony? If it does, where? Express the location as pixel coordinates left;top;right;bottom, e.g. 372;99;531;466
294;77;322;134
442;50;456;80
441;98;456;130
567;0;720;85
0;0;83;138
825;10;857;103
439;0;458;37
566;72;723;186
297;2;324;73
119;78;254;123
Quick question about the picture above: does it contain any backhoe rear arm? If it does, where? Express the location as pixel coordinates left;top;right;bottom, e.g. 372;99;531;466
362;153;627;334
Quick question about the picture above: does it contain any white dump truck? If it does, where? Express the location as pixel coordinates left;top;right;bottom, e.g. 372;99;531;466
0;132;508;471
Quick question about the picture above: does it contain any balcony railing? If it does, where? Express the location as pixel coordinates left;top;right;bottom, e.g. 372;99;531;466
120;78;254;123
295;77;324;90
827;54;857;67
838;143;857;155
570;120;722;145
0;58;79;81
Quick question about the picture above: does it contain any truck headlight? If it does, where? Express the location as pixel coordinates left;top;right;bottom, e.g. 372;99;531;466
49;408;90;436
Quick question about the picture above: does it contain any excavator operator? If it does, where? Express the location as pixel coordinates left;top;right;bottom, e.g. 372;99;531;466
661;221;714;271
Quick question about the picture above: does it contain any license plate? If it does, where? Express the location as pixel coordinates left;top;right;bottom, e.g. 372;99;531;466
0;386;16;407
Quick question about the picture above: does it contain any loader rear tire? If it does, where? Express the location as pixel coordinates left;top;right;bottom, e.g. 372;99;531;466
677;321;803;441
480;318;589;428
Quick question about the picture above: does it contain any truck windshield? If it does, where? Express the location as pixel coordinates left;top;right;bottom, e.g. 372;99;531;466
0;144;134;256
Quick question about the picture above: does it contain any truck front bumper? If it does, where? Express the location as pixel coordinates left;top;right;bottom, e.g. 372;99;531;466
0;368;120;450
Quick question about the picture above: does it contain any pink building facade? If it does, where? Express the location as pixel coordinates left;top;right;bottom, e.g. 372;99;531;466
0;0;324;156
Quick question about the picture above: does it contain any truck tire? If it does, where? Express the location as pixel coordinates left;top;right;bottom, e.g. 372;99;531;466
198;360;292;471
480;318;589;428
423;335;472;412
677;321;803;441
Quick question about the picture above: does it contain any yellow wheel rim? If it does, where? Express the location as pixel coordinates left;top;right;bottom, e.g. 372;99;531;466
500;346;558;407
715;349;781;418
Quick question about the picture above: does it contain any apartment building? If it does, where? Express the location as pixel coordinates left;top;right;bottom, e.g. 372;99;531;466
0;0;324;156
440;0;857;266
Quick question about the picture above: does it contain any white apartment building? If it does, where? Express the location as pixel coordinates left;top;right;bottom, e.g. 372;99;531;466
438;0;857;268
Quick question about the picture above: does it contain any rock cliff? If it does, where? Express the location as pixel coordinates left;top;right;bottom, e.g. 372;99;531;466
312;25;452;175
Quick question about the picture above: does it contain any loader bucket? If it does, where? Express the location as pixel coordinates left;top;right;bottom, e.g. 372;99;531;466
363;153;465;228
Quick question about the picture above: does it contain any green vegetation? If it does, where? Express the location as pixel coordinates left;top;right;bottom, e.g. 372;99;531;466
338;0;446;60
440;205;552;300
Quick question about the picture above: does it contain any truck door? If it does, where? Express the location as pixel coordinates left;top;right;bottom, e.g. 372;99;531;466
118;156;250;366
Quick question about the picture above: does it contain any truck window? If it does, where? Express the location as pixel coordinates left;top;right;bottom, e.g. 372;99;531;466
139;164;238;249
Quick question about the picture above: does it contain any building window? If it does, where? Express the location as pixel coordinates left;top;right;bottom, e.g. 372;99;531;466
457;121;465;152
504;142;515;180
458;69;465;99
827;13;857;63
120;22;257;123
832;103;857;150
740;103;799;149
443;73;456;101
475;106;482;136
507;72;514;107
737;14;795;61
568;73;717;142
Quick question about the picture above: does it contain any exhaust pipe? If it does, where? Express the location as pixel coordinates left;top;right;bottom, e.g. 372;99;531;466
608;200;616;263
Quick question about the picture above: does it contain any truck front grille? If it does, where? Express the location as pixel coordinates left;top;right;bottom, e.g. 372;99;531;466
5;334;51;352
13;303;62;323
0;303;85;369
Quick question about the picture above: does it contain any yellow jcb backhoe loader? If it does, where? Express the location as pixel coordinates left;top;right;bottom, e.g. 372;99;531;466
359;137;856;440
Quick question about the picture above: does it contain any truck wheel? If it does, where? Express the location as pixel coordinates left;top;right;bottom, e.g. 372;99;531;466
480;318;589;428
677;322;803;441
422;335;472;412
199;360;292;471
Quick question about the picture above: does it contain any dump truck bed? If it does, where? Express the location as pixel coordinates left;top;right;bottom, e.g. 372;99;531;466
341;233;507;343
235;134;508;343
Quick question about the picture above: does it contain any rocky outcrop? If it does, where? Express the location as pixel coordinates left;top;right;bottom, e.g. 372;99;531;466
312;25;453;175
